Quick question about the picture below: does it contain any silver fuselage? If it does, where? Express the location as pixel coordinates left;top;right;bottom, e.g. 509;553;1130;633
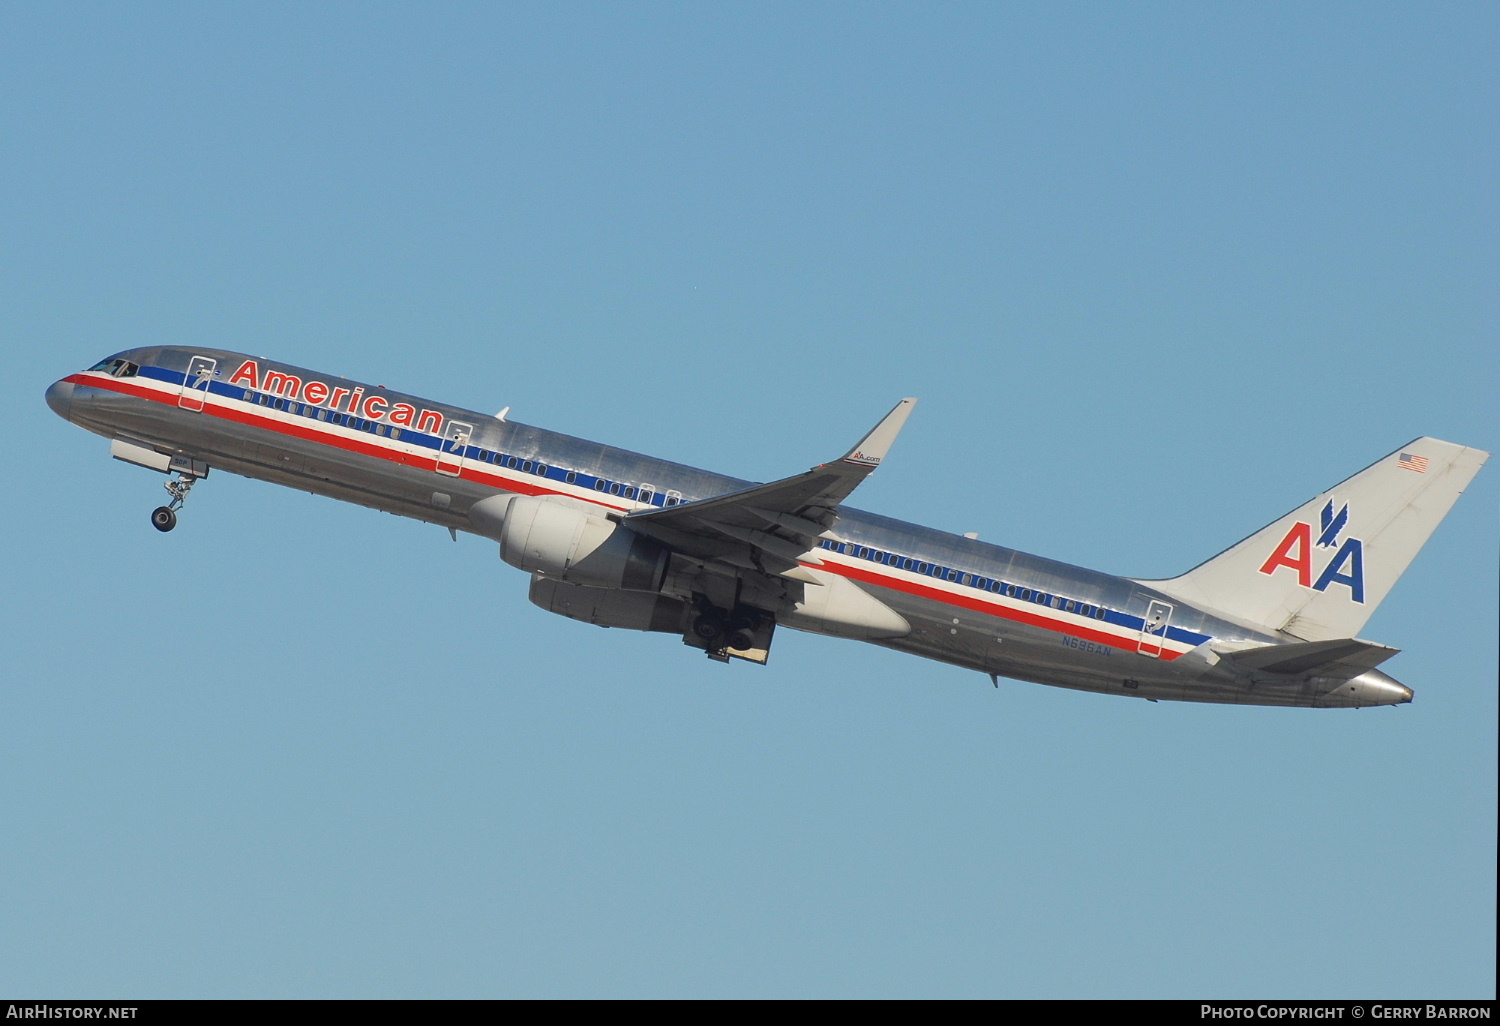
47;346;1415;708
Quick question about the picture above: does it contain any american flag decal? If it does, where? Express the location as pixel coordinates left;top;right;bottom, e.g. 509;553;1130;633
1398;452;1429;473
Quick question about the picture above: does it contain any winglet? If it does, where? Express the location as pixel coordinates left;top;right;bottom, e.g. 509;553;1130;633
840;398;917;468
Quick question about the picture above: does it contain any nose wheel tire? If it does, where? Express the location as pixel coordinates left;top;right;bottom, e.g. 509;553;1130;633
151;506;177;532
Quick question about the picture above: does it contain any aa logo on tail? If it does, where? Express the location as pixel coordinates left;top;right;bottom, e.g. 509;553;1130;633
1258;499;1365;602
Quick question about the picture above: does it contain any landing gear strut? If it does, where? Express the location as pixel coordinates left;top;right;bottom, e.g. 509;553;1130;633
151;472;198;533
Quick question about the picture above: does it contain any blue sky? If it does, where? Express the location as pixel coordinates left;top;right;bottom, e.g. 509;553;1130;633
2;2;1495;998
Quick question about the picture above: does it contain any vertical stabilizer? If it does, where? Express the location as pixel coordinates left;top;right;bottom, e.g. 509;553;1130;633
1145;438;1488;640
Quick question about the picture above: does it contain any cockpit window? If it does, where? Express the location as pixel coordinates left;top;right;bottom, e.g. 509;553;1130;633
90;358;140;378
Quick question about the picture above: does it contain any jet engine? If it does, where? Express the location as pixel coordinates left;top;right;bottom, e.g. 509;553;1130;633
529;576;688;633
497;495;669;592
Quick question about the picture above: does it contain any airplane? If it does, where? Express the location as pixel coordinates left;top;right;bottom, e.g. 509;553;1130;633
46;348;1488;709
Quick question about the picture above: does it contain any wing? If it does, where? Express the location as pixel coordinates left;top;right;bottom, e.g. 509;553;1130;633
622;398;916;584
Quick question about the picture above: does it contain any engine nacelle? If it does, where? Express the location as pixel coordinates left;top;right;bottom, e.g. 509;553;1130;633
499;495;669;592
529;576;688;633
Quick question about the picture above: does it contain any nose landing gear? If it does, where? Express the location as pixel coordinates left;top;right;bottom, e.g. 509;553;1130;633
151;472;198;533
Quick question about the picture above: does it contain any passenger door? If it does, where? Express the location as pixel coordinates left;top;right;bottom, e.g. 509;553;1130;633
178;356;216;412
436;421;473;477
1138;599;1174;658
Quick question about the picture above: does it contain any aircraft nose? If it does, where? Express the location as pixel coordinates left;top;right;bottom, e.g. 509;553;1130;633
45;379;74;421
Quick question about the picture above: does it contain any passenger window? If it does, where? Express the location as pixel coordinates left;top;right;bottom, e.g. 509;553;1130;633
595;480;607;491
390;427;401;440
522;461;533;473
566;471;577;484
537;464;549;476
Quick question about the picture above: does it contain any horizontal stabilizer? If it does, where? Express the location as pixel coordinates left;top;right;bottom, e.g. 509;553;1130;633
1216;638;1399;680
